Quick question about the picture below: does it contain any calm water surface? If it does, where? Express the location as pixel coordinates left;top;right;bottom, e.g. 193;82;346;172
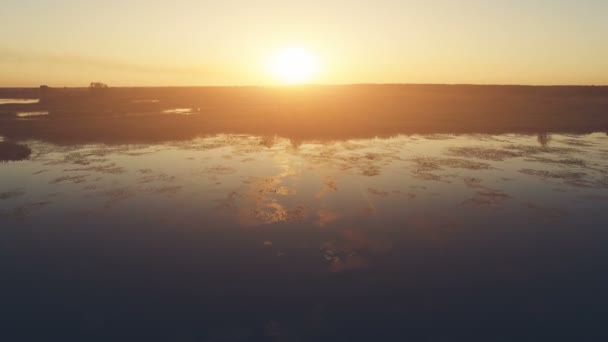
2;133;608;340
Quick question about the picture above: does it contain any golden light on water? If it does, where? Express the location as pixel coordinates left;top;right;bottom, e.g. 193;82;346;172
269;47;320;84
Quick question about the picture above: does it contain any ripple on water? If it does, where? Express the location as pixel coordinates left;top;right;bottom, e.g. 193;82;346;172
0;98;39;104
16;111;49;118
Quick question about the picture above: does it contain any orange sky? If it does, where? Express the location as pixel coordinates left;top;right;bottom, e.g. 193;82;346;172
1;0;607;86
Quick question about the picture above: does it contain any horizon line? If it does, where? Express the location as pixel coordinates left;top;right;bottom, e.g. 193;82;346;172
2;82;608;89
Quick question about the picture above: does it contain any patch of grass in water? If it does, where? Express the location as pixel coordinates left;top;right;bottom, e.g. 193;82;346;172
0;188;25;200
0;201;51;220
411;157;493;171
519;168;591;187
448;144;580;162
524;156;586;167
0;142;32;162
447;147;520;161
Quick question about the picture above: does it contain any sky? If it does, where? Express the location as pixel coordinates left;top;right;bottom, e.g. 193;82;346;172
1;0;607;86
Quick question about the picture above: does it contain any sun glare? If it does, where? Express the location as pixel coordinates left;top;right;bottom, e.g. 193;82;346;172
270;47;319;84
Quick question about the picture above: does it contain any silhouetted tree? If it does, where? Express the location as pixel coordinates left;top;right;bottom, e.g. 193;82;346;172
537;133;551;148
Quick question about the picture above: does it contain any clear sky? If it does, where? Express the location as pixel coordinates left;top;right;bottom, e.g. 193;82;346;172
1;0;607;86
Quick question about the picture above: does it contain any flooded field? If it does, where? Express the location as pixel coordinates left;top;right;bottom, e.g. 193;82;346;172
2;131;608;340
2;0;607;335
1;85;608;340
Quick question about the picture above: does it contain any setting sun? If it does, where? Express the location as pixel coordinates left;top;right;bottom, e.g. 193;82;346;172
269;47;319;84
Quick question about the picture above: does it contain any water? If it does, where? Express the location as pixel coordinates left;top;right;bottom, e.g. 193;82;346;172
162;108;199;115
16;111;49;118
1;132;608;340
132;99;160;103
0;98;39;105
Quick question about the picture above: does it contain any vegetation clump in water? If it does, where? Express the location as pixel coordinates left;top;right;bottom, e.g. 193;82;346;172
0;141;32;162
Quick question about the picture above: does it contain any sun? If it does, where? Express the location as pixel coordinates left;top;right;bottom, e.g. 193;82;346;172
269;47;319;84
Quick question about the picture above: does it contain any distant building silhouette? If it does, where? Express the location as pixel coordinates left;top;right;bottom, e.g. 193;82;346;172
89;82;109;89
